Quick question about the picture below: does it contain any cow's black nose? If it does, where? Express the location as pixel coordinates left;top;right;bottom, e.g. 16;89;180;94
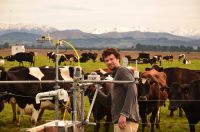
139;96;147;101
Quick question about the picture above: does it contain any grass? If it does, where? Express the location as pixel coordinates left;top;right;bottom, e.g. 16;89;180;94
0;54;200;132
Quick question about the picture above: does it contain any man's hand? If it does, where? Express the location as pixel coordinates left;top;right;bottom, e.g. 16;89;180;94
118;115;127;129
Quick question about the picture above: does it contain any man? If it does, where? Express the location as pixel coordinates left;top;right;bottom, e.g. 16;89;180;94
97;48;139;132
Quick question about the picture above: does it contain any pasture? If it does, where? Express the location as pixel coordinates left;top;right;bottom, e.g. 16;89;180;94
0;48;200;132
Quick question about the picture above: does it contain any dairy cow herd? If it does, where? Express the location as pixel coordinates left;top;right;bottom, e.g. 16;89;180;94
86;65;200;132
0;52;199;132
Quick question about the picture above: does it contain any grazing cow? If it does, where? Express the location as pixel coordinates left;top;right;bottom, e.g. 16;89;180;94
80;52;98;63
4;52;35;66
183;58;191;64
57;54;67;65
125;55;132;62
138;53;150;60
47;52;68;65
163;55;173;61
169;80;200;132
0;56;3;59
65;54;77;65
0;66;7;112
100;57;104;62
149;57;157;66
0;66;76;126
124;55;137;64
146;65;200;117
178;54;185;61
138;69;168;132
47;51;55;62
152;55;162;66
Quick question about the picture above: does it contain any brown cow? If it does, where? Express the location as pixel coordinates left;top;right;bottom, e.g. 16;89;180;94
138;69;168;132
146;65;200;117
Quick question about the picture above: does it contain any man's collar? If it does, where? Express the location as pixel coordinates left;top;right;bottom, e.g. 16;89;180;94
112;66;121;76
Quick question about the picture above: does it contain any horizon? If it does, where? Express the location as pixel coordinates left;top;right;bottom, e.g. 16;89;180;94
0;0;200;32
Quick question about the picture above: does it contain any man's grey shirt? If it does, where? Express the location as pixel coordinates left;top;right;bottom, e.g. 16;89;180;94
97;66;139;123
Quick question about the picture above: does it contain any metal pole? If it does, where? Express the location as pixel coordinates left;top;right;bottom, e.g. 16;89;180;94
54;44;60;121
72;79;78;122
80;89;85;132
84;84;100;125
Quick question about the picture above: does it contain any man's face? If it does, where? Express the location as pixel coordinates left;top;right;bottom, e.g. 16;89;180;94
104;54;120;70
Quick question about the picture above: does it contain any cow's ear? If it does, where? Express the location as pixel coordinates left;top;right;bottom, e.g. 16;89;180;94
160;86;169;92
145;68;150;71
181;85;189;94
158;67;164;72
150;80;157;86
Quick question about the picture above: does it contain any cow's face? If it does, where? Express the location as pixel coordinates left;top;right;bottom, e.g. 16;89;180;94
168;83;189;111
138;78;159;101
4;55;15;61
0;66;6;81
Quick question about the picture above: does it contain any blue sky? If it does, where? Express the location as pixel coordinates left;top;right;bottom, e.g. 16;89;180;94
0;0;199;31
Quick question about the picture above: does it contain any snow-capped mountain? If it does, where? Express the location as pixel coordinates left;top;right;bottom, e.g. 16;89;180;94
170;28;200;39
87;27;200;39
89;26;160;34
0;23;58;35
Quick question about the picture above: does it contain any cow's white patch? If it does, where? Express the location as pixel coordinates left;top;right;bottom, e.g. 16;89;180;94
0;59;4;65
29;67;44;81
141;78;147;84
105;75;113;80
99;68;107;74
59;66;73;81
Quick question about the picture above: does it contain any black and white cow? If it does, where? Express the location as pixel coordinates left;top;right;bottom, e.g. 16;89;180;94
0;66;77;126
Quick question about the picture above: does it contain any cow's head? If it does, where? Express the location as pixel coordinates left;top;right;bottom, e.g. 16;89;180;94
0;66;7;112
4;55;15;61
138;69;168;101
168;82;190;111
0;66;6;81
138;78;150;100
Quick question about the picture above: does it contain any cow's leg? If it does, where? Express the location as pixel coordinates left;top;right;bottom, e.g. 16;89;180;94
31;109;39;127
94;119;100;132
10;97;17;122
179;107;183;117
150;107;159;132
37;108;45;121
169;110;174;117
104;114;112;132
189;124;195;132
140;113;148;132
16;106;24;126
155;107;160;129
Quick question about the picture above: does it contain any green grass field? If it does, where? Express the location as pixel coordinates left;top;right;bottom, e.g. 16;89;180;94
0;55;200;132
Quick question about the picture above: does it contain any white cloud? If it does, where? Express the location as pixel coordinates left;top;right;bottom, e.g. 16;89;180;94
0;0;199;31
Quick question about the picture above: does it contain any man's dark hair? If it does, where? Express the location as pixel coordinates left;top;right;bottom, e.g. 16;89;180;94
102;48;120;60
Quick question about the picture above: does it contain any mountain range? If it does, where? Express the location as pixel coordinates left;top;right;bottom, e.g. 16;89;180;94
0;23;199;48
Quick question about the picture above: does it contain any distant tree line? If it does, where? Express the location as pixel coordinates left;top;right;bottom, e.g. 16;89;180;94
1;42;200;52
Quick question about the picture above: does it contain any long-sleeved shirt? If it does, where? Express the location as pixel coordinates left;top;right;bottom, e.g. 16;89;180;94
96;66;139;123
